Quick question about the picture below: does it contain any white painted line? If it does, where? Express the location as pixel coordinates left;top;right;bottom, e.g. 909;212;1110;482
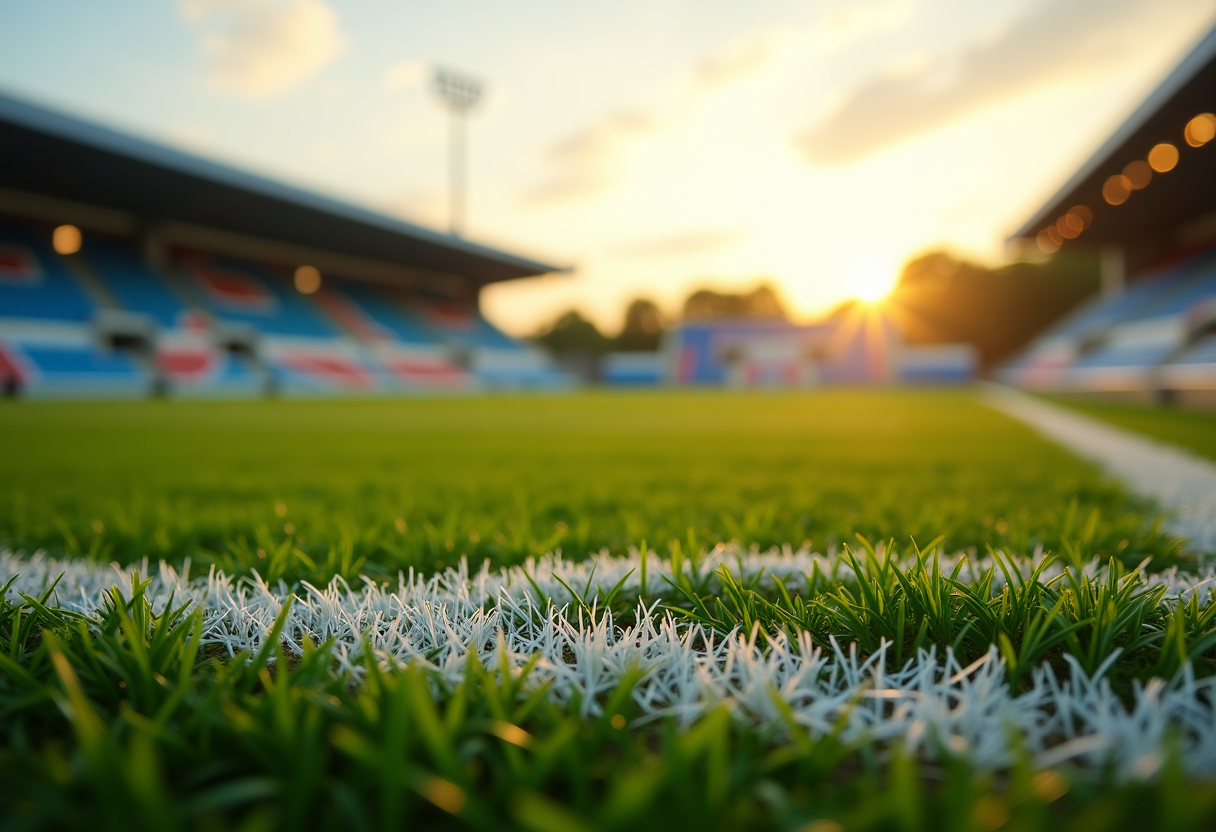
5;548;1216;779
983;384;1216;553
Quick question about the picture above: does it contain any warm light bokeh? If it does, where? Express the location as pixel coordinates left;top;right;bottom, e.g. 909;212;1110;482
1122;159;1152;190
52;224;81;255
294;265;322;294
1148;142;1179;172
1184;112;1216;147
1102;174;1132;205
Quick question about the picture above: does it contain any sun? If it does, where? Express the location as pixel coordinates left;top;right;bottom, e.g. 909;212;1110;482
852;273;898;304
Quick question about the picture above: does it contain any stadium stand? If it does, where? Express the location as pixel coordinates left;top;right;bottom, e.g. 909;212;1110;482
1003;22;1216;405
0;91;571;397
664;314;975;388
0;218;96;323
82;238;189;328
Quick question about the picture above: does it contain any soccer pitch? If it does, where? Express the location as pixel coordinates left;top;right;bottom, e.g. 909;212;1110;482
2;390;1215;830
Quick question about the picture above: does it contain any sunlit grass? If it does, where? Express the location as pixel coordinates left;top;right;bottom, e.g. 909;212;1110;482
1;390;1212;830
0;390;1183;584
1043;394;1216;461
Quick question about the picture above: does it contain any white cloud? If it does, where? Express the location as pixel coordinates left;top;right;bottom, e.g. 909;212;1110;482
527;110;657;202
525;31;785;204
616;229;739;259
179;0;345;98
799;0;1216;164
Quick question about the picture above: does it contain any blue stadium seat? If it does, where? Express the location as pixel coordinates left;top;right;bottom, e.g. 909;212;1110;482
1037;246;1216;343
407;299;523;351
22;344;142;375
0;220;96;322
1;337;151;396
1046;274;1184;340
182;258;340;338
1135;255;1216;320
330;282;440;345
1169;334;1216;366
84;239;190;328
1072;341;1177;369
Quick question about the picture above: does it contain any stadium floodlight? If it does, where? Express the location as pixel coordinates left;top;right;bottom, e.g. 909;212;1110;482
433;67;484;236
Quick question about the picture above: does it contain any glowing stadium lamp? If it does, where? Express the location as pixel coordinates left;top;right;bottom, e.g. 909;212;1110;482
52;224;81;255
1103;174;1132;205
433;67;484;236
294;265;322;295
1184;113;1215;147
1148;143;1179;173
1122;160;1152;190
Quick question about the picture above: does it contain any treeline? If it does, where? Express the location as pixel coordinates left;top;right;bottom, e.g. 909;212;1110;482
532;252;1101;374
887;250;1100;370
532;284;786;357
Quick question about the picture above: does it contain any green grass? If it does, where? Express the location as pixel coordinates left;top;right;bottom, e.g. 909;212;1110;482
0;390;1184;584
6;575;1215;832
2;390;1212;831
1043;394;1216;461
7;571;1216;832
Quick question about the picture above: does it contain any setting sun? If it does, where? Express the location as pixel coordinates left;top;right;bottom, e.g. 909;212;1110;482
852;272;898;304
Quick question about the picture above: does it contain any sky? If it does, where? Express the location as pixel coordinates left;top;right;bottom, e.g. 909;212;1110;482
1;0;1214;336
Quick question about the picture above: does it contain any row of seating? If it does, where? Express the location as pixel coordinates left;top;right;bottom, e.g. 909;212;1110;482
0;219;568;396
1000;242;1216;392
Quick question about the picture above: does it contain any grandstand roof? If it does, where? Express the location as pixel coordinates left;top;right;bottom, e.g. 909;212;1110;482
0;91;565;286
1011;21;1216;249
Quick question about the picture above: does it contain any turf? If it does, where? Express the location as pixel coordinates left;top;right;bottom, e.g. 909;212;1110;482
2;389;1213;831
0;390;1183;583
1042;394;1216;461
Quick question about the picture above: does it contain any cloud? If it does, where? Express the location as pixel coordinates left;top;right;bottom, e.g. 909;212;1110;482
798;0;1211;164
526;33;780;204
527;110;658;202
616;229;739;259
692;34;778;88
179;0;345;98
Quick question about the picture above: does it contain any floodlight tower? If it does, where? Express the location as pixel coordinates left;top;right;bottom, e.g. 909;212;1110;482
433;67;483;236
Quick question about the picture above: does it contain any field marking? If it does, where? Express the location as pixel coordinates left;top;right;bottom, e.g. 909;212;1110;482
5;547;1216;780
983;385;1216;553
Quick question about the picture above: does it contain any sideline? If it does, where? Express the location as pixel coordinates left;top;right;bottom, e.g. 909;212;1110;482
982;384;1216;554
4;546;1216;779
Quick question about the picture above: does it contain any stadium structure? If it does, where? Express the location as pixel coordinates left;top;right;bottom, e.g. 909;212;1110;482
1001;22;1216;406
629;313;976;388
0;92;569;398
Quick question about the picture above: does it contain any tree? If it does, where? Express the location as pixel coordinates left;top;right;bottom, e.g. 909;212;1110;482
682;283;787;323
886;250;1099;370
614;298;665;352
533;310;611;356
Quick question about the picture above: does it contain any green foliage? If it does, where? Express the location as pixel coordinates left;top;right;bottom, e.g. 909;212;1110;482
891;250;1100;369
532;309;612;356
681;283;787;323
